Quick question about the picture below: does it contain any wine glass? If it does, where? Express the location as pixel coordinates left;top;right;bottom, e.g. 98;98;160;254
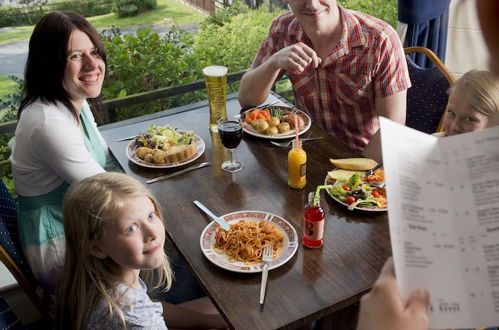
217;118;243;172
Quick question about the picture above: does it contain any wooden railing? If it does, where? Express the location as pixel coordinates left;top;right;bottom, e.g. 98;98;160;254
0;69;293;136
0;70;248;136
104;70;247;122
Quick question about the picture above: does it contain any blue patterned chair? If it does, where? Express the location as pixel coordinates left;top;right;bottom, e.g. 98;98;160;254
0;296;24;330
0;181;50;318
405;46;456;134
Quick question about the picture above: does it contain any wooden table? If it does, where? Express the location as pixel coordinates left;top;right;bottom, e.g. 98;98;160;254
100;92;391;330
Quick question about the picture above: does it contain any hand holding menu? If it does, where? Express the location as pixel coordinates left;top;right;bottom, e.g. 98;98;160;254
379;117;499;329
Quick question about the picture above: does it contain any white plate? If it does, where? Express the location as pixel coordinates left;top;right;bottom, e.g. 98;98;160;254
240;106;311;140
126;134;205;169
324;175;387;212
200;210;298;273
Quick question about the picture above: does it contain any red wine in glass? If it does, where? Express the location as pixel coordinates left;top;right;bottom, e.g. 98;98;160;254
219;121;242;148
217;119;243;172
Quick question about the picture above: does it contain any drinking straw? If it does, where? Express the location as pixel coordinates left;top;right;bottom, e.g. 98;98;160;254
314;185;333;206
294;114;299;147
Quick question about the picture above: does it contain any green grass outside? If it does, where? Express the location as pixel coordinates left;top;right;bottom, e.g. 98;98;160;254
0;0;207;44
0;75;17;98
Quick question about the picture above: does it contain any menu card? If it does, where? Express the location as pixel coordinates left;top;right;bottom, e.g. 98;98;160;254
379;117;499;329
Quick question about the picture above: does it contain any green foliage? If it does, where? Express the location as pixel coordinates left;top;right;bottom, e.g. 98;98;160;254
113;0;157;18
338;0;398;27
102;26;200;120
0;75;21;196
0;75;23;121
0;75;18;99
201;0;250;28
100;0;284;120
190;2;284;73
0;134;15;198
0;0;114;28
1;174;16;199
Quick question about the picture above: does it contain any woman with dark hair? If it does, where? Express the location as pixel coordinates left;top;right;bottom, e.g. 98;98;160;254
10;11;108;294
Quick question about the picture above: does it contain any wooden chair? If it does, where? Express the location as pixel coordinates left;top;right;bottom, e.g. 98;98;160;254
404;46;456;133
0;181;50;319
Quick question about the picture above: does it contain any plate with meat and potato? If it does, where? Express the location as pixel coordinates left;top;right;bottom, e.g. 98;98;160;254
240;106;311;140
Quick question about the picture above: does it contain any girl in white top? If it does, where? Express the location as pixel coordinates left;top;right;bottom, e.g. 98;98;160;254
434;70;499;137
56;172;227;330
10;10;108;294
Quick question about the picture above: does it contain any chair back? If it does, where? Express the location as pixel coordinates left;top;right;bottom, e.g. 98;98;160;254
0;181;50;318
0;296;25;330
404;46;456;134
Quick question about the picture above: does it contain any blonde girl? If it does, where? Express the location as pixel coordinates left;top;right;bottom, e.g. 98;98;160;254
443;70;499;136
56;172;226;329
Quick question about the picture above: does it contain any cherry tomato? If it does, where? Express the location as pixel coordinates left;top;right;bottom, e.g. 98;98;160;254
372;190;380;198
342;185;350;191
346;196;356;205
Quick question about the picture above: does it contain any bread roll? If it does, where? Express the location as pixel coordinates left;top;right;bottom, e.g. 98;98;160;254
329;158;378;171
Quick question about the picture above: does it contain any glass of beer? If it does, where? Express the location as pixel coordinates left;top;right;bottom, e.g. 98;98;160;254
203;65;228;133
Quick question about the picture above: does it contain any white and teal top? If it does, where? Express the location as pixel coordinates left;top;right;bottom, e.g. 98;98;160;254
10;98;107;293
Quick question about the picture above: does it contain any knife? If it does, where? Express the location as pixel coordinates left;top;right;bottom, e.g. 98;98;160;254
115;135;137;142
364;162;383;178
240;100;280;113
193;200;231;231
146;162;210;184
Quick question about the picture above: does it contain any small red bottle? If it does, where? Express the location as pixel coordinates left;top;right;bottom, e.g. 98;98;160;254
303;192;325;248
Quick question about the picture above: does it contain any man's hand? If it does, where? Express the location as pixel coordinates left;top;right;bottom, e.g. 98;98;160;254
239;42;321;107
356;258;430;330
270;42;321;73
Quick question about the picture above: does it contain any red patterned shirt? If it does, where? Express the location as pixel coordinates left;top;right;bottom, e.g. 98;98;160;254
252;6;411;150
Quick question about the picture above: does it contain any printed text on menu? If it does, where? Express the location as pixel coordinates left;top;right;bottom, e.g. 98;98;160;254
379;117;499;329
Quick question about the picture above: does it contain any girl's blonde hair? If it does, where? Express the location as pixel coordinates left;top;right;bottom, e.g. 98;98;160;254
55;172;173;330
451;69;499;116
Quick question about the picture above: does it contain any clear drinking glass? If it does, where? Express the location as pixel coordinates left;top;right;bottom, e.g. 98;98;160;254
203;65;228;133
217;118;243;172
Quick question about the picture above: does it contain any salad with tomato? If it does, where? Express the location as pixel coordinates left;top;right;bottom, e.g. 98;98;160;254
327;172;387;210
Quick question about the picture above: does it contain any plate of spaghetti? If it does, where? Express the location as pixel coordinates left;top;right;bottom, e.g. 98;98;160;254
200;210;298;273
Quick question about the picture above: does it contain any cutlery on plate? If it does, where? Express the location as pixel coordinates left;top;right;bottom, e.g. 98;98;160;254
193;200;231;231
270;137;324;148
146;162;210;184
364;162;383;178
259;245;273;304
240;100;280;114
115;135;137;142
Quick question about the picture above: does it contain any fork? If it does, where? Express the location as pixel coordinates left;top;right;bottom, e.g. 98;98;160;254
270;137;324;148
259;245;273;304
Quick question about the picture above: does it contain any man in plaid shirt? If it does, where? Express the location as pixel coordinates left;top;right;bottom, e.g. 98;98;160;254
238;0;410;161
